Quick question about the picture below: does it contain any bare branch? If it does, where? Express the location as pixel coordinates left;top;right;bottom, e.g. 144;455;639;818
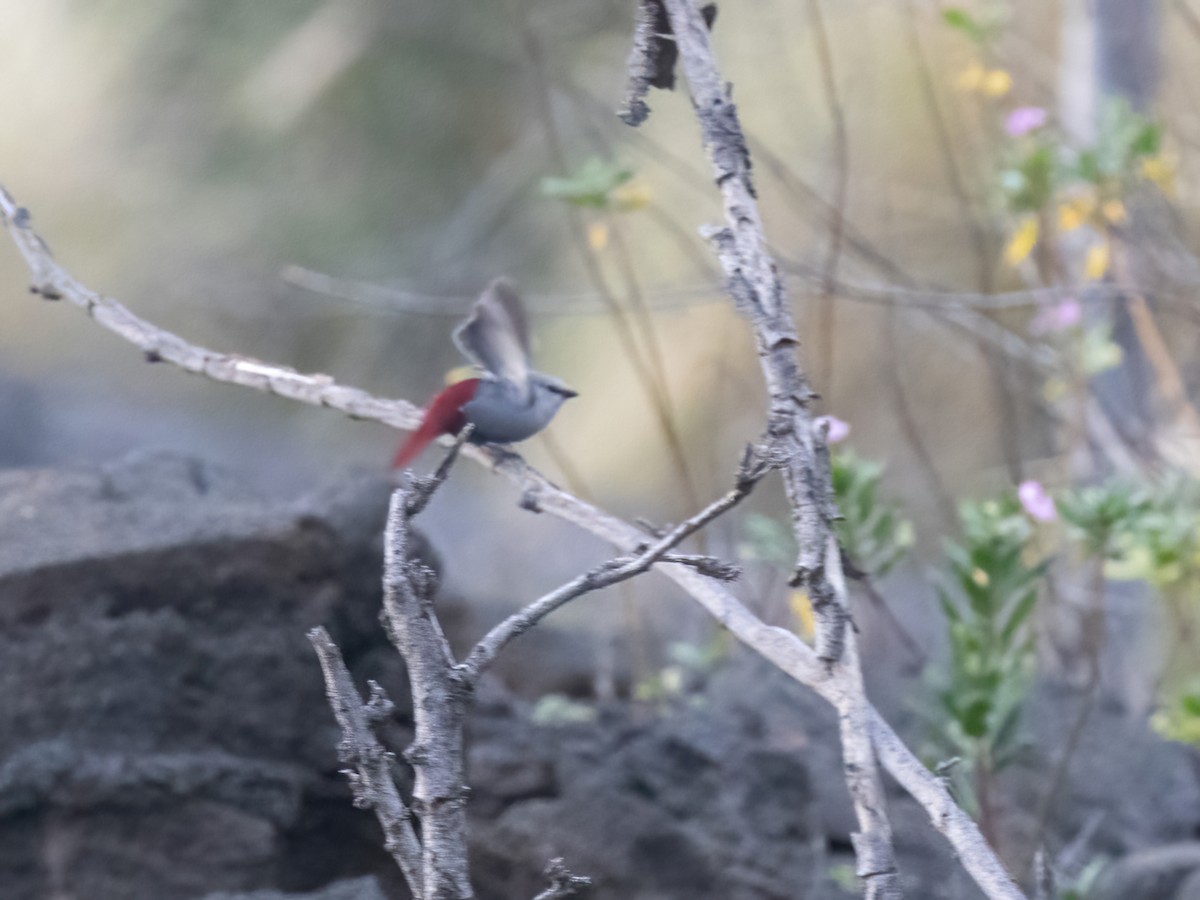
307;627;425;899
532;858;592;900
617;0;668;126
869;709;1025;899
650;1;903;895
0;185;1023;897
459;444;767;684
0;188;422;433
400;425;474;517
379;488;471;898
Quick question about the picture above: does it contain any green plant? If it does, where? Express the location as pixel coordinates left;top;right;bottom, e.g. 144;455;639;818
831;452;914;579
1152;684;1200;744
929;494;1044;840
632;639;723;706
1106;474;1200;589
1058;481;1150;559
1096;475;1200;719
1056;856;1108;900
539;157;634;209
741;452;913;580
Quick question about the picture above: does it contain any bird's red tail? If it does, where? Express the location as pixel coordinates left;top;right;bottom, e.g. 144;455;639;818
392;378;481;469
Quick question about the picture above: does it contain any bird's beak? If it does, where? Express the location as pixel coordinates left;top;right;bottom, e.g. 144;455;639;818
556;386;579;399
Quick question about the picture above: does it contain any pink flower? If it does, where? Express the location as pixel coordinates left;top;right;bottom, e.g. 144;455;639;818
1029;297;1082;335
1018;480;1057;522
815;415;851;443
1005;106;1048;137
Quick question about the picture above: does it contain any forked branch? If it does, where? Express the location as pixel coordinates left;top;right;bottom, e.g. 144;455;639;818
0;180;1022;897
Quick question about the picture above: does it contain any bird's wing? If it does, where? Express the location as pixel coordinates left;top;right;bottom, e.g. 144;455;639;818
453;278;531;396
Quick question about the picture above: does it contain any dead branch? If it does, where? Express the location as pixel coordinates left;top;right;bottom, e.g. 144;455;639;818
0;184;1023;898
308;628;425;898
378;482;472;899
313;428;749;897
459;443;766;684
648;1;901;894
532;859;592;900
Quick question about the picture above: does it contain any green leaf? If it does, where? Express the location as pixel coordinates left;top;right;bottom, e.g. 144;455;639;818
540;158;633;209
532;693;597;726
941;8;988;43
831;451;912;579
960;698;993;738
1000;589;1037;645
1132;122;1162;157
1076;150;1100;184
1003;145;1057;213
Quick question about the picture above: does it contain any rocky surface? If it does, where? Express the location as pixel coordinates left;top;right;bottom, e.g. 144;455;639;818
2;452;1200;899
202;877;387;900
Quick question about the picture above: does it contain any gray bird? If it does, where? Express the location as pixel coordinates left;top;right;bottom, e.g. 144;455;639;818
392;278;576;468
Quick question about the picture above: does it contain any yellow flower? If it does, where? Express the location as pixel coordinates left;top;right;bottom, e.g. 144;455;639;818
956;63;985;91
1060;193;1099;232
789;590;815;641
1140;155;1177;196
611;180;653;212
982;69;1012;97
1057;196;1094;232
1084;242;1110;280
1101;199;1127;224
587;221;610;252
957;64;1012;97
1004;216;1039;266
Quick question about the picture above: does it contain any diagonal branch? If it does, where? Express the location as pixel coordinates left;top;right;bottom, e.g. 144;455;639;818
0;184;1023;898
0;187;421;432
308;627;425;899
652;2;900;895
459;444;765;684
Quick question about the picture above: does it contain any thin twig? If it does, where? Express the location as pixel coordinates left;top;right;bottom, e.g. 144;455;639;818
460;445;765;683
883;289;958;527
400;425;474;515
510;3;705;521
806;0;849;398
901;0;992;292
532;858;592;900
901;0;1025;483
308;627;425;899
1028;555;1107;871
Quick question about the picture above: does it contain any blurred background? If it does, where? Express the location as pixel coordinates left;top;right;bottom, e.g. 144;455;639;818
6;0;1200;896
2;0;1197;668
0;5;1051;587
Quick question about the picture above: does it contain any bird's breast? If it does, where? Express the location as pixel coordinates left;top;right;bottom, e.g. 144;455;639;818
461;379;560;444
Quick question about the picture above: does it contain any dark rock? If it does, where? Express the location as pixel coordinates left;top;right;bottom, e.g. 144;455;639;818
202;876;386;900
468;689;825;900
1090;842;1200;900
0;452;398;899
6;452;1200;900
